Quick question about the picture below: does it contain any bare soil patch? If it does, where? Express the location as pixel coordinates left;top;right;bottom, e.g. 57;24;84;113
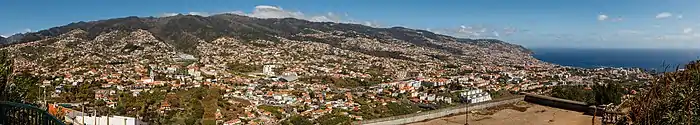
410;101;603;125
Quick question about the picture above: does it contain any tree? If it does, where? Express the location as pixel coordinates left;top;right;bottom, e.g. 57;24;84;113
0;51;12;101
282;115;313;125
551;85;595;104
550;84;625;105
316;114;351;125
592;83;624;105
0;52;42;105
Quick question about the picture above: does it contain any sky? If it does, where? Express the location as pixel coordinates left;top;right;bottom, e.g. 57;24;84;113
1;0;699;49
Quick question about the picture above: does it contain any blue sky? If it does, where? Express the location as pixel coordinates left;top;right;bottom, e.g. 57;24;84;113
2;0;699;48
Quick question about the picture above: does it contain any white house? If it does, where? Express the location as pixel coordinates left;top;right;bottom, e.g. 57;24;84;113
72;116;147;125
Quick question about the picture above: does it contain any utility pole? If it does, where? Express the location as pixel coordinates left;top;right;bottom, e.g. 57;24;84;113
592;106;597;125
107;107;110;125
82;106;85;125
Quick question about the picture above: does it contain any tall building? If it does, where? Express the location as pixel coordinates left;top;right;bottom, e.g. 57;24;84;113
462;88;492;103
395;71;407;80
263;65;276;76
149;68;155;80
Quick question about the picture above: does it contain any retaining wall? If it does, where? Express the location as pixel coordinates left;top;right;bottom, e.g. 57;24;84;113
521;92;590;112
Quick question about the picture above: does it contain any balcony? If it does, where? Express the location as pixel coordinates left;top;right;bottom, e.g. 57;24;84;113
0;101;65;125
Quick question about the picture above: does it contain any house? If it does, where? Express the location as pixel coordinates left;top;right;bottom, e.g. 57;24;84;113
159;101;171;112
215;109;223;120
223;119;242;125
72;115;147;125
427;94;436;101
263;65;276;76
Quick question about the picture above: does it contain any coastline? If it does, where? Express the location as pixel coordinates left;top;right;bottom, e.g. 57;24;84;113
531;48;700;71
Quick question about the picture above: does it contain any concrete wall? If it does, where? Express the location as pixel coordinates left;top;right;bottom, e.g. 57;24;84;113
355;95;525;125
521;92;590;112
521;93;623;116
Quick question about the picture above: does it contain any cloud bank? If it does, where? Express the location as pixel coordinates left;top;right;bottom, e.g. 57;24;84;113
430;25;523;39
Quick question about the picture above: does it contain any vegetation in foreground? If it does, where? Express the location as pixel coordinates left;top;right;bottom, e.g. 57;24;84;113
550;83;627;105
0;52;42;104
625;60;700;124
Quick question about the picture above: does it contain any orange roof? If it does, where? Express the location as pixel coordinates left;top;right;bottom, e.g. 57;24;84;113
161;101;171;107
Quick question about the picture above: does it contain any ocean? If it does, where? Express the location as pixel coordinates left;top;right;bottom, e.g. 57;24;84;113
532;48;700;71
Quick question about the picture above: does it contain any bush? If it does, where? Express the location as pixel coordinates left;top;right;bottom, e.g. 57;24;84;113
625;60;700;124
316;114;351;125
0;52;42;104
282;115;313;125
550;84;625;105
258;105;283;118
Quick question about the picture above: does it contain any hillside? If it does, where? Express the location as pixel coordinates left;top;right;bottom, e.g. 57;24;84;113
12;14;531;54
1;14;541;79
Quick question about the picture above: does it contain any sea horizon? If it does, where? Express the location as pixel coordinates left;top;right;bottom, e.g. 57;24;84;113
531;48;700;72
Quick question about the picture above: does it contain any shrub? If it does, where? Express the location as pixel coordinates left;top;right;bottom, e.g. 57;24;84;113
625;60;700;124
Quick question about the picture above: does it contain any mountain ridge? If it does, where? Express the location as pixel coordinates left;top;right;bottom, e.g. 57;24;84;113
8;14;531;55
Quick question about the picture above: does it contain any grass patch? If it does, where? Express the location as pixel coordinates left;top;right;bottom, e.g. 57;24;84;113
258;105;284;118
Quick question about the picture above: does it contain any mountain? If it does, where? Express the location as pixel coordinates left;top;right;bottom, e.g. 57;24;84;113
0;33;27;46
1;14;542;79
14;14;530;54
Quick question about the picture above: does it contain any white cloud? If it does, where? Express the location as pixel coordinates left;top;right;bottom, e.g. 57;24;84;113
245;5;305;19
0;28;33;38
655;34;700;41
618;29;642;35
683;28;693;34
188;12;209;16
227;11;246;15
222;5;380;27
598;14;608;21
157;5;382;27
361;21;381;27
160;13;179;17
656;12;672;19
160;12;209;17
502;27;519;35
0;35;6;38
677;14;683;19
431;25;523;38
598;14;624;22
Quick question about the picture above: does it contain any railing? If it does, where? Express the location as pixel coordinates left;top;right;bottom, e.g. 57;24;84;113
0;101;65;125
600;105;627;124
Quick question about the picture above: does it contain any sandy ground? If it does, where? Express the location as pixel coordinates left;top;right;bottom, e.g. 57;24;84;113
410;102;602;125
